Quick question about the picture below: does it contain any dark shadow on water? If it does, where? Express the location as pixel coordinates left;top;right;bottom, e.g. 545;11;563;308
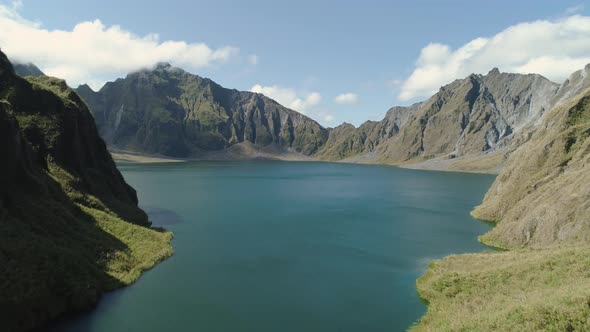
43;277;140;332
141;205;184;226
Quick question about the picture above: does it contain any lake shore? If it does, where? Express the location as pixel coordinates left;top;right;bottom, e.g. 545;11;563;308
53;161;494;331
110;150;187;163
412;244;590;331
110;147;503;175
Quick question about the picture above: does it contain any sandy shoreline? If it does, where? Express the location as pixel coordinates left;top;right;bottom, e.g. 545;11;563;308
110;147;502;175
111;151;186;163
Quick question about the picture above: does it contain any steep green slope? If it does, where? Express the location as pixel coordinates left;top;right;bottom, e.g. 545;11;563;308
76;64;328;158
414;245;590;331
0;51;172;332
413;87;590;331
472;89;590;249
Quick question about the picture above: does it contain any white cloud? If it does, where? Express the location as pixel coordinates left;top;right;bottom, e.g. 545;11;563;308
399;15;590;101
250;84;321;113
0;3;240;89
250;84;336;125
334;92;358;105
247;54;259;65
322;114;335;123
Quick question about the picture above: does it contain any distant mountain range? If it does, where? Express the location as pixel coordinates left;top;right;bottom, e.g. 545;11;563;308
12;58;590;174
6;53;590;331
67;62;590;173
69;59;590;249
13;58;588;173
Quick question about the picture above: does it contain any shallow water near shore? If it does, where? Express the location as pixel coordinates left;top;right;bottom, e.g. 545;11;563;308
50;161;495;332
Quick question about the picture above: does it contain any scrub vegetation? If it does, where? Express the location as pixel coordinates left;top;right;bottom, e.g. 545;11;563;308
0;51;172;332
413;88;590;331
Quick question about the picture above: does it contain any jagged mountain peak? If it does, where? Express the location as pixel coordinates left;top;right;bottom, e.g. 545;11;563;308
327;122;356;132
155;62;173;69
125;62;190;81
366;67;562;168
77;83;95;93
153;62;187;74
76;65;328;158
487;67;501;76
74;62;590;172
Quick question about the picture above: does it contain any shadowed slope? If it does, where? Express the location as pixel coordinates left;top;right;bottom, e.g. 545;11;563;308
0;50;172;332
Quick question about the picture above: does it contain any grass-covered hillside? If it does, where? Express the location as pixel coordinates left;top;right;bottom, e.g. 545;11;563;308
0;50;172;332
413;87;590;331
472;89;590;249
414;245;590;331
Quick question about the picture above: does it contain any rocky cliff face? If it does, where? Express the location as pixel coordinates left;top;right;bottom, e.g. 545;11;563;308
472;87;590;248
74;63;589;174
0;50;172;331
315;103;421;161
72;63;589;172
76;64;328;158
317;67;590;171
374;70;559;166
414;77;590;331
552;64;590;106
314;69;562;172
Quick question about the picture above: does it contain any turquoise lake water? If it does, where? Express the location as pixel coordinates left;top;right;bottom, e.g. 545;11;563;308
50;161;495;332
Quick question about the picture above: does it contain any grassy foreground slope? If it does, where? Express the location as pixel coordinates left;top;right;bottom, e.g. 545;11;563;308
413;88;590;331
0;51;172;332
414;246;590;331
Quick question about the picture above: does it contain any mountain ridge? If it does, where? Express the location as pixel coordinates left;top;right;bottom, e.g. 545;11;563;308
74;64;590;174
76;64;329;158
6;54;590;331
472;87;590;248
0;50;172;332
413;83;590;332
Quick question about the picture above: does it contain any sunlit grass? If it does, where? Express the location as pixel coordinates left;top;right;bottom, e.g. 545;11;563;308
412;245;590;331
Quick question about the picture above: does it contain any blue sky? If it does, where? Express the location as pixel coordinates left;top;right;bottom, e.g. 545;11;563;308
2;0;590;126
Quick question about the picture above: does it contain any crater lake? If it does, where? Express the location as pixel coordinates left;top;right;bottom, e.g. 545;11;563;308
50;161;496;332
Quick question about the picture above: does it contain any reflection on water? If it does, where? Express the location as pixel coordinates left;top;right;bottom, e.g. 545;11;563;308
142;206;184;226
